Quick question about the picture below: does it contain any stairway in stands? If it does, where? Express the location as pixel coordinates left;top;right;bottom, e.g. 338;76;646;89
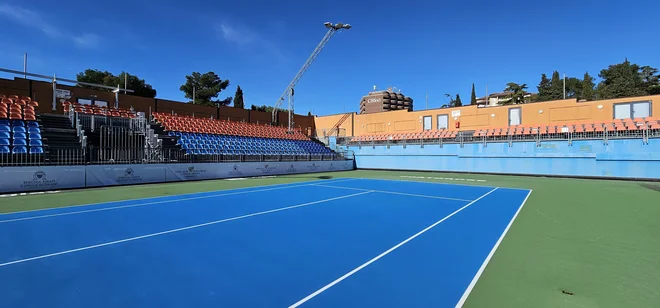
150;123;185;159
39;114;85;164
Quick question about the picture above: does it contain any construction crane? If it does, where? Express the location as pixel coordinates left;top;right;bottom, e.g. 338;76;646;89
272;22;351;132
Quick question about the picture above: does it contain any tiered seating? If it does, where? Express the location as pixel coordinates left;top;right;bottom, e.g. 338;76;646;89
0;95;43;155
0;95;38;121
153;113;332;156
351;117;660;142
153;113;308;140
172;133;331;155
63;101;137;118
0;119;44;154
351;129;459;142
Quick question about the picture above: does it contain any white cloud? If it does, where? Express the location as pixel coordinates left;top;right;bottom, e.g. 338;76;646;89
0;4;101;49
215;21;288;63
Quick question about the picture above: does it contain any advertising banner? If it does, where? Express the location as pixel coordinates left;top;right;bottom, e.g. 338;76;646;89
85;164;167;187
164;164;221;182
0;166;86;193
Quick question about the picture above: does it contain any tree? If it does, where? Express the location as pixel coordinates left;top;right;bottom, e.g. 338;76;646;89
536;73;552;101
455;94;463;107
565;77;582;99
76;69;157;98
180;71;231;106
233;86;244;109
581;72;596;101
470;83;477;105
596;59;646;99
444;94;462;107
501;82;529;105
250;105;285;113
640;66;660;95
549;71;563;100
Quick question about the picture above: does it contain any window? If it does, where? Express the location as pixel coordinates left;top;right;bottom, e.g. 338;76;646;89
77;98;92;105
423;116;432;130
614;101;651;119
94;100;108;107
508;107;521;126
437;114;448;129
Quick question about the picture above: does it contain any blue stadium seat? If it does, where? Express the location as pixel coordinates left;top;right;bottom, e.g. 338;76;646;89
11;120;25;127
12;126;26;133
0;125;10;133
12;146;27;154
0;138;9;146
0;132;9;139
29;146;44;154
12;139;27;146
29;139;43;147
0;120;9;126
28;127;40;134
27;121;39;128
29;133;41;140
13;132;26;140
0;145;10;154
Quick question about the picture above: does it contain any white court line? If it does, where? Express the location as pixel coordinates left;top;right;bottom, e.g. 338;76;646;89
0;178;356;218
0;179;357;224
0;190;373;268
355;177;531;191
288;187;499;308
311;184;472;202
455;189;533;308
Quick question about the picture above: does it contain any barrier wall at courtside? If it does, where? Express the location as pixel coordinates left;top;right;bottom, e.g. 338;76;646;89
347;138;660;180
0;160;355;193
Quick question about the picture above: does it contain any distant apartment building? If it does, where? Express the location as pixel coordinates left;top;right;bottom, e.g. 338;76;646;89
360;88;413;114
475;92;535;107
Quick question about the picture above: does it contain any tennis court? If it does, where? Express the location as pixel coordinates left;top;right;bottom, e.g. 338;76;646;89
0;177;530;307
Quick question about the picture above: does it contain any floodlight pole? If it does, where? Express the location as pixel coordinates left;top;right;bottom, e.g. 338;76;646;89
272;22;351;133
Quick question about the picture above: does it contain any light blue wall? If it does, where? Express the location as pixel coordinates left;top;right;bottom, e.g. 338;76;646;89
347;139;660;179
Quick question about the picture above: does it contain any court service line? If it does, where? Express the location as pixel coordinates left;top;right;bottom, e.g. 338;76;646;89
0;179;357;224
0;190;373;268
355;177;531;192
289;187;499;308
455;189;533;308
311;184;472;202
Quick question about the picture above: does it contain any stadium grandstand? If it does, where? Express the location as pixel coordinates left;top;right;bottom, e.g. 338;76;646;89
1;17;659;308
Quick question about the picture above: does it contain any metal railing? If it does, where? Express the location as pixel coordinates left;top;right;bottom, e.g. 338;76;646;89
0;147;86;166
344;126;660;148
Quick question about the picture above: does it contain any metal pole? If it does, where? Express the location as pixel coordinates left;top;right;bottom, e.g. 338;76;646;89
563;73;566;99
486;85;489;105
23;53;27;79
124;72;128;94
52;74;57;111
193;86;196;104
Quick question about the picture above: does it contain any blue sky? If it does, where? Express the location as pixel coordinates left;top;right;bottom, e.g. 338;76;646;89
1;0;659;116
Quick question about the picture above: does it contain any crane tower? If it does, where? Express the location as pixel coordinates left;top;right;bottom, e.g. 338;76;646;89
272;22;351;132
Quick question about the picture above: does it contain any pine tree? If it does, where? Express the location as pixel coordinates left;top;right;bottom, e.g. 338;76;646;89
549;71;563;100
233;86;244;109
536;74;551;101
581;72;595;101
455;94;462;107
470;83;477;105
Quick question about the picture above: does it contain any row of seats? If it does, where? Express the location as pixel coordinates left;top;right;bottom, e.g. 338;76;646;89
0;119;44;155
475;118;659;137
170;132;332;156
154;113;309;141
0;95;39;121
63;102;137;118
351;117;660;142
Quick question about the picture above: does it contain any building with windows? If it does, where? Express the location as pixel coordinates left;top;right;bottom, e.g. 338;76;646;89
359;89;413;114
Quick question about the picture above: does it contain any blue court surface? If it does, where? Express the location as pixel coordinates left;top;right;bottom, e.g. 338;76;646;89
0;178;531;308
